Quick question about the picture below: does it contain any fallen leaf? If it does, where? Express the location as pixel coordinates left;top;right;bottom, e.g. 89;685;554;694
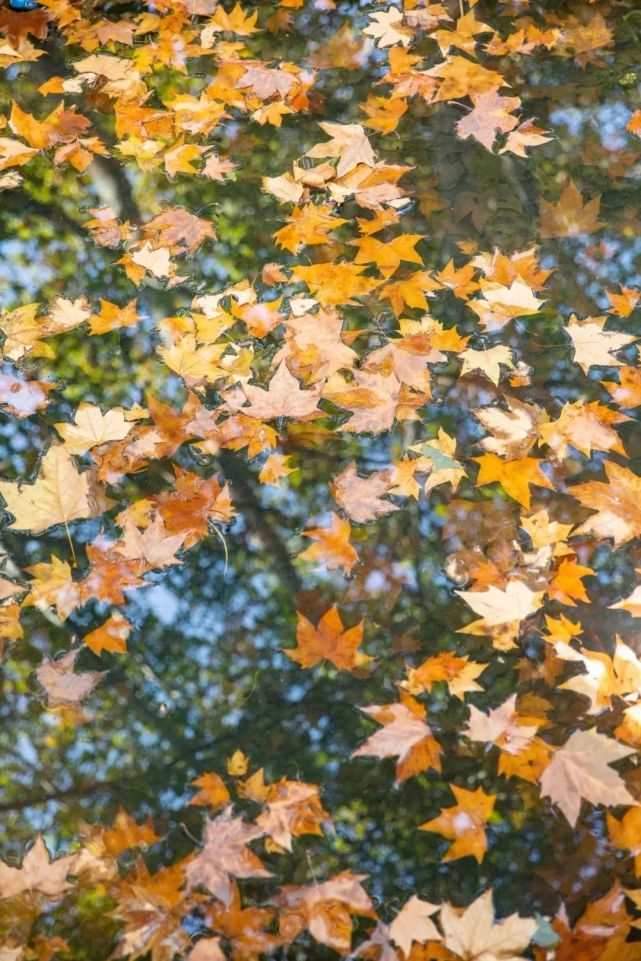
285;606;370;671
439;889;537;961
184;807;272;905
36;649;106;707
0;836;78;901
0;445;109;534
539;729;636;826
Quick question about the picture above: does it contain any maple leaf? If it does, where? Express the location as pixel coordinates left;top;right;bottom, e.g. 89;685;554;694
350;233;423;280
548;556;593;606
159;336;227;386
405;651;487;700
458;580;543;628
361;94;408;134
539;729;636;826
36;649;106;707
460;345;514;385
565;315;636;373
112;861;188;961
324;370;400;433
469;279;545;332
0;445;109;535
242;362;322;420
272;871;375;953
539;180;603;237
122;244;175;284
474;453;553;509
554;637;641;713
203;881;279;959
352;691;442;782
0;835;78;900
539;400;628;459
55;403;132;455
439;889;537;961
275;204;348;254
363;8;411;49
413;429;467;493
0;302;43;361
571;461;641;546
88;298;139;336
263;173;304;204
190;772;231;811
306;122;375;177
144;207;216;256
607;807;641;873
499;120;553;157
237;64;297;100
285;606;370;671
24;555;79;620
185;807;272;905
607;286;640;318
291;262;381;305
419;785;496;863
82;807;160;860
456;92;520;151
206;3;258;37
0;135;38;170
474;398;543;460
116;515;186;570
389;896;441;956
83;611;131;655
47;297;92;337
330;461;398;523
299;512;358;574
258;453;295;487
256;778;329;850
465;695;540;756
227;749;249;777
428;56;505;102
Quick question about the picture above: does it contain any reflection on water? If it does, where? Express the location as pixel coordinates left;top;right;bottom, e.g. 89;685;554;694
1;1;641;957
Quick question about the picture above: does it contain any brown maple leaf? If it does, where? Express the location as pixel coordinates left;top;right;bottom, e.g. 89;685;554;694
143;206;216;256
539;180;603;238
352;691;442;782
185;807;272;905
242;362;323;420
323;370;400;434
272;871;376;953
571;461;641;546
203;881;279;959
456;91;520;151
256;778;330;850
330;461;398;523
36;649;106;707
116;515;186;570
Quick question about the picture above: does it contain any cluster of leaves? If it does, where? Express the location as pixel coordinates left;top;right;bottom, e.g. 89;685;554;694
3;0;641;959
